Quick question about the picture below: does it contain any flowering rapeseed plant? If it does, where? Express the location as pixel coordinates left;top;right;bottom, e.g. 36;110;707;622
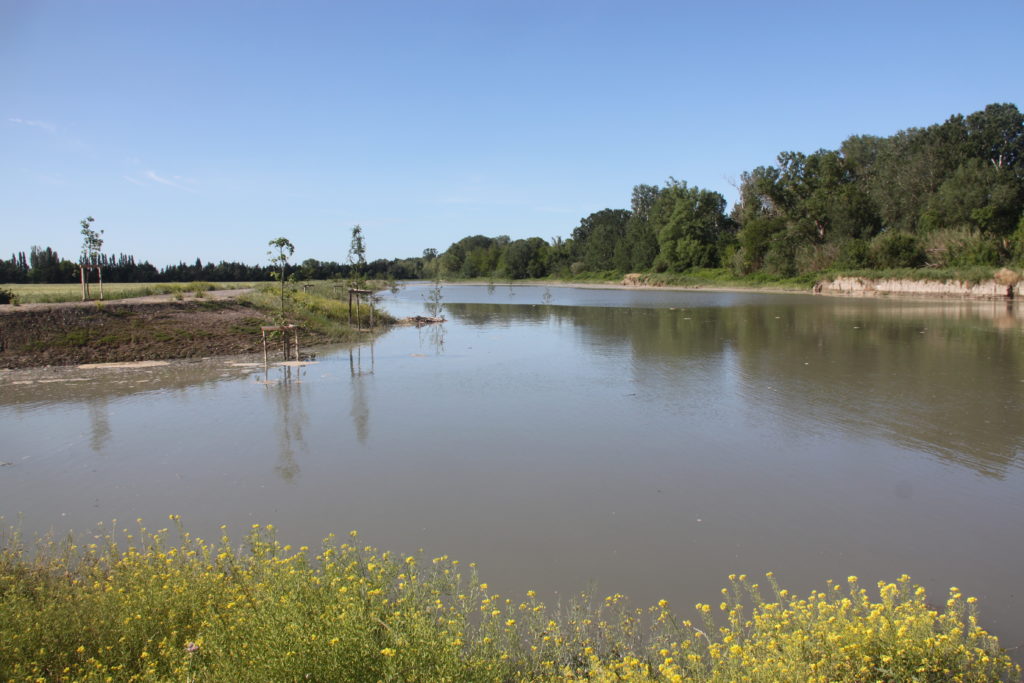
0;519;1017;682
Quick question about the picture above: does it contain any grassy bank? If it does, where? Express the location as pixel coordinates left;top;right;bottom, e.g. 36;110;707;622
0;282;395;368
0;521;1016;682
1;282;256;305
241;281;395;340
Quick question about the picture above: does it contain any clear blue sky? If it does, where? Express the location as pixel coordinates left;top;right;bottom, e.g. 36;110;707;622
2;0;1022;268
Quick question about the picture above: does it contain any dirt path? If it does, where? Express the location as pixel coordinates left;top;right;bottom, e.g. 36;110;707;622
0;288;254;312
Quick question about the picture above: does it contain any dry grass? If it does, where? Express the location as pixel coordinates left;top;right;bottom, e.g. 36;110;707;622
3;282;256;304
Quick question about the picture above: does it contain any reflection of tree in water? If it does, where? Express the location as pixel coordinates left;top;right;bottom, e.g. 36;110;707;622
424;282;444;318
349;343;374;444
444;299;1024;478
262;364;308;482
87;395;111;452
418;323;446;356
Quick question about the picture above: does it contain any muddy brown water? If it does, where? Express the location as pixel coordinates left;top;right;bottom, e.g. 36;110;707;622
2;284;1023;651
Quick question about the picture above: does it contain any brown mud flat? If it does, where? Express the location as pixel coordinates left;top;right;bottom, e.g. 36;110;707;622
0;299;335;369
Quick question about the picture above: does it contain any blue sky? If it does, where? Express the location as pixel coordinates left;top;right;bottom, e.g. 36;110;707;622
2;0;1022;268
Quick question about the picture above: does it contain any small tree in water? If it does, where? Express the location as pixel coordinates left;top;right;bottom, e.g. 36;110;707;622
267;237;295;316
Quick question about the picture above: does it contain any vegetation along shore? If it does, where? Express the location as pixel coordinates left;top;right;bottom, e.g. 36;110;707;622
0;282;394;370
4;103;1023;297
4;268;1022;370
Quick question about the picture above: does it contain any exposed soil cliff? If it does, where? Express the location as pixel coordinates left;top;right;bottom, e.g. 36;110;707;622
818;269;1021;300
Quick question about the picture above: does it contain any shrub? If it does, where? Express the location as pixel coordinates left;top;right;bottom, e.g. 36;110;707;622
0;287;15;304
834;239;872;269
762;242;797;277
924;228;1002;267
869;231;926;269
673;237;716;271
1009;217;1024;265
794;243;839;273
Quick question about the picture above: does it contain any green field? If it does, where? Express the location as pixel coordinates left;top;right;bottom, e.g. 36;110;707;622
1;281;257;304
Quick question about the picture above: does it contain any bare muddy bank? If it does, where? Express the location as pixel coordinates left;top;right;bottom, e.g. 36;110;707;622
0;299;337;369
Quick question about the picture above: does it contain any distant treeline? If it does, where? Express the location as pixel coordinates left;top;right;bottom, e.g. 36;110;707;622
0;249;423;284
427;102;1024;280
4;103;1021;285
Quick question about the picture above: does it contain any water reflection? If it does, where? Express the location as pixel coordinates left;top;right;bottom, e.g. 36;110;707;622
260;363;308;482
349;344;374;444
87;394;112;453
417;323;447;355
444;298;1024;477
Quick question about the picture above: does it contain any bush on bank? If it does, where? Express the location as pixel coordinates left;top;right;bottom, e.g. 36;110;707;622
0;521;1018;682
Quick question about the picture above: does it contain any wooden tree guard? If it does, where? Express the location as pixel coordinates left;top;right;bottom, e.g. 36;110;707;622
348;289;374;330
79;263;104;301
261;324;300;364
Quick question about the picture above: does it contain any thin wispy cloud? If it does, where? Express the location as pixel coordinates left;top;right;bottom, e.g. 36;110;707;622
9;117;57;133
142;170;198;192
123;175;146;186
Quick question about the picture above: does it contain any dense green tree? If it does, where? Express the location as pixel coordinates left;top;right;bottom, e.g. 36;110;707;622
500;237;549;279
617;184;661;271
572;209;630;271
29;246;64;283
920;158;1022;237
965;102;1023;173
648;180;729;271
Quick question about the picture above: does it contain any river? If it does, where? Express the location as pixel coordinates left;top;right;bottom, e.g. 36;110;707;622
2;284;1023;650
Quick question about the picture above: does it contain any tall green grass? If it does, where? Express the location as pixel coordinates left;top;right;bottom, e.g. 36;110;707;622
241;282;395;341
0;521;1017;682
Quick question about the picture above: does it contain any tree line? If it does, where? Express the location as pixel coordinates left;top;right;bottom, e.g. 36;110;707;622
429;102;1024;280
0;249;427;285
4;103;1021;286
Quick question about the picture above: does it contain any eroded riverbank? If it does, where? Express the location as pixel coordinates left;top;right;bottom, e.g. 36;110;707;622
457;271;1024;301
0;298;338;369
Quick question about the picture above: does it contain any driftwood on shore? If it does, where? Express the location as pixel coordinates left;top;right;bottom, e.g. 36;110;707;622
402;315;446;326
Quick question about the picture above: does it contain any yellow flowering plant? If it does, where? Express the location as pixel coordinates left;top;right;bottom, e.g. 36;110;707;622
0;520;1017;682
